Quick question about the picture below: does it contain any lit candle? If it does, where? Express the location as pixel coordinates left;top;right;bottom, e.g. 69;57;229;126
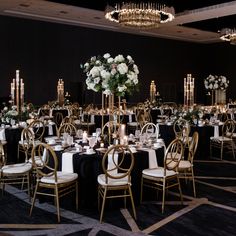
123;135;128;145
100;142;104;148
82;131;88;142
119;124;126;139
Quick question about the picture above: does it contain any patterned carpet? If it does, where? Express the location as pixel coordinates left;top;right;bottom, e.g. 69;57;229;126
1;157;236;236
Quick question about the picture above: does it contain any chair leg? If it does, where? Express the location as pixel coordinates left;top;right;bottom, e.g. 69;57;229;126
191;168;196;198
177;176;183;204
30;181;39;217
75;181;78;211
124;190;127;208
55;185;60;223
140;176;143;204
27;172;31;201
231;141;235;159
100;187;107;223
128;185;137;220
221;142;224;160
210;142;212;158
162;179;166;213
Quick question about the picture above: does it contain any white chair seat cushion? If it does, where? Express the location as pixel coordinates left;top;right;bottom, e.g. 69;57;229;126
210;136;232;142
178;160;192;169
97;173;130;186
142;167;176;178
41;171;78;184
127;122;138;126
29;156;43;166
2;163;32;174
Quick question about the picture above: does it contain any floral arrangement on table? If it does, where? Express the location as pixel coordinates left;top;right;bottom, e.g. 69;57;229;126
81;53;139;97
204;75;229;90
1;105;19;123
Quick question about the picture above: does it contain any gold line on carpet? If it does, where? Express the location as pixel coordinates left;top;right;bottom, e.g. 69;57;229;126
142;198;207;234
120;208;140;233
0;224;58;229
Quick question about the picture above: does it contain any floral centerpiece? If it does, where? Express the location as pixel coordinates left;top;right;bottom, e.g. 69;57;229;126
81;53;139;97
204;75;229;90
1;105;19;123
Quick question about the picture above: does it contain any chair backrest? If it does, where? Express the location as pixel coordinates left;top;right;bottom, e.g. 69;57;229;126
21;127;35;161
57;122;77;137
31;143;58;181
141;122;159;140
188;131;199;163
222;119;235;138
28;119;45;141
173;118;191;140
164;138;184;173
53;112;64;127
61;116;74;125
102;120;119;136
102;145;134;184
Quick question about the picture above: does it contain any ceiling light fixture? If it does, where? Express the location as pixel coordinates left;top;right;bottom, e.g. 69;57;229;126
105;2;175;29
220;28;236;45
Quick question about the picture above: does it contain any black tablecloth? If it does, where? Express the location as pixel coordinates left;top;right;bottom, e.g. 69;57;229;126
55;147;164;207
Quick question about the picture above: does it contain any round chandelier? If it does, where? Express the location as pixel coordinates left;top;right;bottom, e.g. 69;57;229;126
105;2;175;29
220;28;236;45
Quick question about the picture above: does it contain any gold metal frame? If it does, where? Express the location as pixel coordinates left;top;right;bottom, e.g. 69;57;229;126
98;145;136;223
29;143;78;222
178;131;199;197
140;138;184;213
57;122;77;137
210;119;235;160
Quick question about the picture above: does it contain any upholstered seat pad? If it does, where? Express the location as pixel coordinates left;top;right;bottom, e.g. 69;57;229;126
210;136;232;142
127;122;138;126
41;171;78;184
97;173;130;186
2;163;32;174
142;167;176;178
29;156;43;166
178;160;192;169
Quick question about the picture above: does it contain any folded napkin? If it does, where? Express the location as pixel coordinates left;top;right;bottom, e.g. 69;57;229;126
91;115;95;123
129;115;132;123
108;153;118;175
214;125;219;138
62;152;74;173
0;128;6;141
48;124;53;136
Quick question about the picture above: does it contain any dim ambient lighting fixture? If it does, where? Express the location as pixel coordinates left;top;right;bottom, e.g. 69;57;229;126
105;2;175;29
220;28;236;45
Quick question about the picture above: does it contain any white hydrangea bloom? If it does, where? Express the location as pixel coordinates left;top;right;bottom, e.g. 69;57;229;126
103;53;111;59
114;54;125;63
117;63;128;75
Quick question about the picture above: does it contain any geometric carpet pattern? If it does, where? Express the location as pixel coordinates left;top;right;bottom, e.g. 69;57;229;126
1;158;236;236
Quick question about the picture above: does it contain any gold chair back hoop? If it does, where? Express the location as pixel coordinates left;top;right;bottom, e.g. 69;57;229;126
102;145;134;183
164;138;183;171
28;119;45;141
58;122;77;137
222;119;235;138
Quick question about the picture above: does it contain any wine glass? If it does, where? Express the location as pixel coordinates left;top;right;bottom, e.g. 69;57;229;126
88;137;96;150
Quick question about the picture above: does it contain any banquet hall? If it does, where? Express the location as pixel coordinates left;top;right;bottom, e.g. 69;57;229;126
1;0;236;235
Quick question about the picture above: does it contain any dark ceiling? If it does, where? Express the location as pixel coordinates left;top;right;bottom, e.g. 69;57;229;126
48;0;236;33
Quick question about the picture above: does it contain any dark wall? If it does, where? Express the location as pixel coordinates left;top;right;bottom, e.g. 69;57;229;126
0;15;236;106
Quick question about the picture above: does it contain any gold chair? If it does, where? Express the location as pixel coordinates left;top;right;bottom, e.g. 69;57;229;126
0;141;32;198
101;121;120;145
140;122;159;140
98;145;136;223
57;122;77;137
29;143;78;222
210;119;235;160
173;118;192;151
28;119;45;142
178;131;199;197
140;138;183;213
53;112;64;128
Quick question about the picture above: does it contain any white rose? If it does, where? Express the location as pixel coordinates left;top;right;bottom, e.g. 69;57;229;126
214;84;218;89
103;89;112;95
118;85;127;92
127;71;138;81
111;68;117;75
209;84;213;89
133;64;139;74
89;66;100;77
95;60;101;65
84;63;89;68
127;55;133;63
133;78;138;85
3;107;8;111
107;57;114;63
102;78;109;89
117;63;128;75
114;54;125;62
103;53;111;59
100;70;111;80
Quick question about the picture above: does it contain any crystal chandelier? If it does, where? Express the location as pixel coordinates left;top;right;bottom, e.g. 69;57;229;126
105;2;175;28
220;28;236;45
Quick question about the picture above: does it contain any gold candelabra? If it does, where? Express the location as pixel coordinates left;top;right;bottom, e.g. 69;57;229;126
10;70;24;113
150;80;156;103
57;79;64;107
184;74;195;107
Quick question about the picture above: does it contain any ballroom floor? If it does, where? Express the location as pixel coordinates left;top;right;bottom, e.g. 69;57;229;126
1;156;236;236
